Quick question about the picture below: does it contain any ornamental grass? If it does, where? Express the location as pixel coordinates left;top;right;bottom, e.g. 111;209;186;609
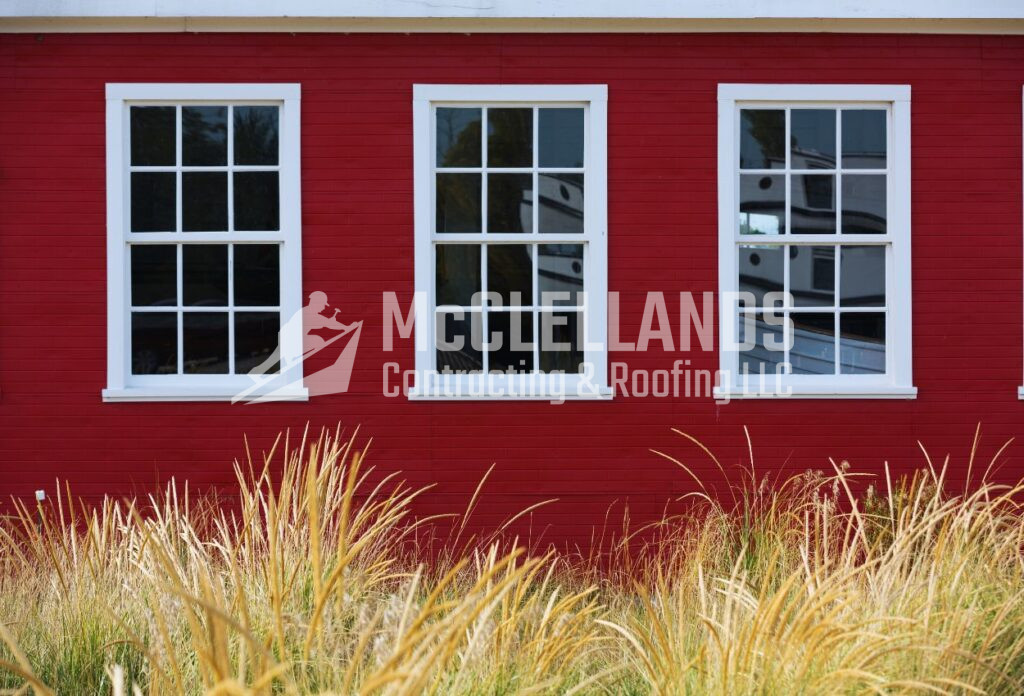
1;425;1023;695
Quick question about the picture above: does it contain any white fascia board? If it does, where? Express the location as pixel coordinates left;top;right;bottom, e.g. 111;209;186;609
4;0;1024;19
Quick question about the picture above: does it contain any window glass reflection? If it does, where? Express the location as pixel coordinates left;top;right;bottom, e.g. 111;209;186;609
739;245;783;306
487;173;532;233
842;110;886;169
130;106;176;166
234;244;280;307
791;109;836;169
538;174;583;234
183;172;228;232
435;310;482;373
183;106;227;166
539;108;584;168
436;245;481;307
234;106;279;165
183;245;228;306
487;245;532;306
790;246;835;307
740;110;784;169
436;174;481;233
131;312;177;375
841;175;886;234
487;311;533;373
436;108;481;167
540;311;583;373
739;175;784;235
538;244;583;306
488;108;532;168
234;172;279;231
791;174;835;234
840;312;885;374
840;246;885;307
790;313;835;374
738;312;787;376
131;172;176;232
131;245;177;307
183;312;229;374
235;312;280;374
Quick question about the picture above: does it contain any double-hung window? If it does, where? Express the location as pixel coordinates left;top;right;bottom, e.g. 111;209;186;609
411;85;609;400
103;84;304;401
716;84;915;398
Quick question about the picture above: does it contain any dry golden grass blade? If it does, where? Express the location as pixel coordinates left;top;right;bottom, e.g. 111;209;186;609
2;424;1024;695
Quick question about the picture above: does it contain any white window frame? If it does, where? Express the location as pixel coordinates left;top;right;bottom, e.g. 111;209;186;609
716;84;916;399
102;83;305;402
410;84;610;400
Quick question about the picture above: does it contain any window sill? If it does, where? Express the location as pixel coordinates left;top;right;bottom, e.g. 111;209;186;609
713;385;918;400
102;386;310;403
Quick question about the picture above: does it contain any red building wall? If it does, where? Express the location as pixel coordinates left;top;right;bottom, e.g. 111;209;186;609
0;32;1021;543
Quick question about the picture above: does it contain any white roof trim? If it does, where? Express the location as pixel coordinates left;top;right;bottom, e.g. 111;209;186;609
5;17;1024;34
3;0;1023;20
2;0;1023;33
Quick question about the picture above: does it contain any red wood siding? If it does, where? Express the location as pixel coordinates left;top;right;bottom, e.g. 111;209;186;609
0;33;1021;544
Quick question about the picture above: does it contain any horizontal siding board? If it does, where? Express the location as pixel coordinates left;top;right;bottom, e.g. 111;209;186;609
0;31;1022;545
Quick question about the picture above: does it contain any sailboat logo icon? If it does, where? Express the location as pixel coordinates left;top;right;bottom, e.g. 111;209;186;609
233;291;362;403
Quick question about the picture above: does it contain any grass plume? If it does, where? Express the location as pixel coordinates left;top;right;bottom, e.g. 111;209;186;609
1;424;1023;694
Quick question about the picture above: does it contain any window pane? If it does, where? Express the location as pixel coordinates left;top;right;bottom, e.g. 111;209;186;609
234;172;279;231
840;313;885;374
790;109;836;169
738;312;786;376
183;312;229;374
130;106;175;166
131;312;177;375
739;245;783;306
487;108;532;168
183;245;228;306
840;246;885;307
842;110;886;169
487;244;532;306
131;172;176;232
183;172;228;232
182;106;227;166
436;173;481;233
234;244;280;306
487;311;533;373
436;107;481;167
436;311;482;373
538;174;583;234
539;108;584;168
790;313;835;375
234;106;279;165
790;246;834;307
791;174;835;234
131;245;177;307
436;244;481;307
739;174;784;235
841;175;886;234
538;244;583;307
539;311;583;373
235;311;280;374
740;109;784;169
487;173;532;233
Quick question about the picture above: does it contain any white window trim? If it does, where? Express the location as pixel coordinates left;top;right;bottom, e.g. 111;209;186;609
715;83;916;400
102;83;305;402
410;83;610;401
